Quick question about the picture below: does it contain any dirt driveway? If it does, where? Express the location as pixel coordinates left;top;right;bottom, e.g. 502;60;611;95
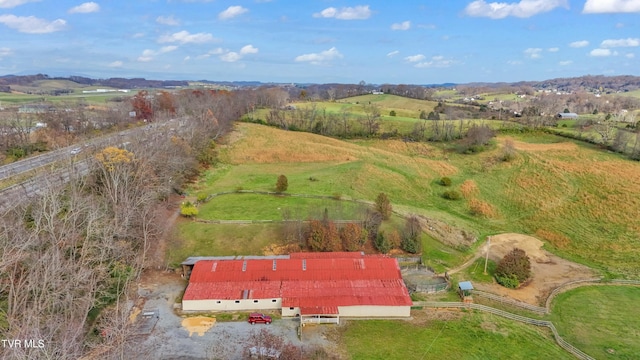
133;271;337;360
472;233;598;305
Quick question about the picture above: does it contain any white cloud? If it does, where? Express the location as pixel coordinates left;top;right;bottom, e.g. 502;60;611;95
0;15;66;33
0;0;39;8
569;40;589;48
391;21;411;30
137;46;178;62
240;44;258;54
559;60;572;65
160;45;178;53
132;32;145;39
158;30;216;44
387;50;399;57
601;38;640;48
464;0;569;19
295;47;343;65
415;55;456;68
156;15;180;26
68;2;100;14
548;47;559;52
583;0;640;13
590;48;617;57
108;60;123;67
507;60;523;65
524;47;543;58
0;47;12;56
405;54;426;62
220;52;242;62
313;5;372;20
626;53;635;58
218;5;248;20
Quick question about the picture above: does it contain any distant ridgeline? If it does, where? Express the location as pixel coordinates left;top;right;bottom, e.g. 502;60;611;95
0;74;188;89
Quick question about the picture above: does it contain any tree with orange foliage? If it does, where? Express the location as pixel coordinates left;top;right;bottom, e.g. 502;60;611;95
340;223;364;251
131;90;153;121
156;91;176;115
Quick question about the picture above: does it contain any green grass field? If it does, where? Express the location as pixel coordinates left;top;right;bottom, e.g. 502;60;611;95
339;312;574;360
550;286;640;359
178;122;640;276
198;193;365;221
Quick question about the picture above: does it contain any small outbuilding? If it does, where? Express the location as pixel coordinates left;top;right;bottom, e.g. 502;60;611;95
458;281;474;303
557;112;578;119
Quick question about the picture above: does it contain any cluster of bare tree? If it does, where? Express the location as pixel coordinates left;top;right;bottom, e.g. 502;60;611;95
0;88;250;359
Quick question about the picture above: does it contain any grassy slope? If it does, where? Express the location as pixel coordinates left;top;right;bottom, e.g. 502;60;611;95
340;313;574;360
550;286;640;359
186;122;640;276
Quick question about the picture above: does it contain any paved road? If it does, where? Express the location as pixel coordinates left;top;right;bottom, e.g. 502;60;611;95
0;119;180;213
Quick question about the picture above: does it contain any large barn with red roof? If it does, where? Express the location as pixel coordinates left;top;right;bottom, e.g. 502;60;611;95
181;252;412;320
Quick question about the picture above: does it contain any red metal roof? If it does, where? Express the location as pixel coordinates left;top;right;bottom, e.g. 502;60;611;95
183;252;412;308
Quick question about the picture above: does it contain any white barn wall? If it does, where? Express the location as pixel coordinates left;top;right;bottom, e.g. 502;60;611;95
183;298;282;312
281;306;300;317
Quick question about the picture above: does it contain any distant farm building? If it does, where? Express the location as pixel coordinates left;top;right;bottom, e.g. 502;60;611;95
181;252;412;322
18;104;56;114
557;112;578;119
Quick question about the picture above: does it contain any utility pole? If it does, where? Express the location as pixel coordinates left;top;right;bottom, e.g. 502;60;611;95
483;236;491;275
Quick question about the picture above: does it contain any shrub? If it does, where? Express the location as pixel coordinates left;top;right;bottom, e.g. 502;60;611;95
442;190;461;200
439;177;452;187
495;248;531;288
389;110;396;116
374;231;391;254
495;273;520;289
196;193;208;203
180;201;198;217
276;174;288;192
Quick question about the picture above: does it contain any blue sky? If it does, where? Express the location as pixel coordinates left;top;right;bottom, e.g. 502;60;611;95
0;0;639;84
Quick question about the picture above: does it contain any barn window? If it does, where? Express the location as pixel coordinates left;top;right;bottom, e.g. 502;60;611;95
289;307;294;310
254;300;259;303
235;300;240;304
272;299;277;303
216;301;221;304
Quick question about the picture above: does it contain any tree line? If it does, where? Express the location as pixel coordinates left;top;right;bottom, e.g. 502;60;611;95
0;89;252;359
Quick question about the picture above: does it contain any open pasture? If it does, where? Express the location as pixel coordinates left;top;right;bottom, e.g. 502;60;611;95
185;123;640;277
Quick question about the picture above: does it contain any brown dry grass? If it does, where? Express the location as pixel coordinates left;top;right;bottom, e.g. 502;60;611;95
535;229;571;249
511;140;579;152
460;179;479;199
468;198;498;218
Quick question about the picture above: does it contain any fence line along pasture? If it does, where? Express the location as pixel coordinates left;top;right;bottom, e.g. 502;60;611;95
420;302;594;360
471;290;547;314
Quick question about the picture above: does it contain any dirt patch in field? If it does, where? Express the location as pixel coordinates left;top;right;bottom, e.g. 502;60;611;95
473;233;597;306
182;317;217;337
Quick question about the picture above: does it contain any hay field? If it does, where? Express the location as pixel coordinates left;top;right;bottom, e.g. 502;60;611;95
205;123;640;276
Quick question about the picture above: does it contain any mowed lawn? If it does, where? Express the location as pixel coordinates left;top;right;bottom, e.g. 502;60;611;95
339;312;574;360
186;123;640;277
550;286;640;359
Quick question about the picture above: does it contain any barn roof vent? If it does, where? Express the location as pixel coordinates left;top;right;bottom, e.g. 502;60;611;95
211;262;217;272
272;259;277;271
242;260;247;272
302;259;307;271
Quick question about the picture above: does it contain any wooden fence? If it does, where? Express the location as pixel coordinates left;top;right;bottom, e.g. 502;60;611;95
419;302;594;360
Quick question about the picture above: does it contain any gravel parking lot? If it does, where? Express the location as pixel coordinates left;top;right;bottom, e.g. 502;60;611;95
133;271;336;360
